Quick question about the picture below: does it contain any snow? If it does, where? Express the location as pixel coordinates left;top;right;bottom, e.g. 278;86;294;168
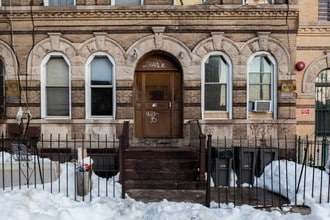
0;152;330;220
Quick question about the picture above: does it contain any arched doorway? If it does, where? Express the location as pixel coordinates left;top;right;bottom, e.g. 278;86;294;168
134;52;183;138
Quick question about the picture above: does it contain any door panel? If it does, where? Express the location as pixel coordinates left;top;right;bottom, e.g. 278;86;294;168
134;71;182;138
144;73;172;138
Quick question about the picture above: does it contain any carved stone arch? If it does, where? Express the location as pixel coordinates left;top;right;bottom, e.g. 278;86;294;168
192;34;240;66
27;33;77;78
126;34;192;69
303;55;329;94
78;34;126;66
241;35;291;78
0;40;18;79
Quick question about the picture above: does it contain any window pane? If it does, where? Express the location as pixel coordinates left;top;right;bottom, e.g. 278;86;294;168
91;57;112;85
249;55;273;104
261;73;271;84
49;0;75;5
46;87;69;116
261;85;270;100
249;56;261;72
205;84;226;111
261;56;271;72
249;73;260;84
249;85;260;100
91;88;112;116
46;57;69;86
205;55;227;83
115;0;141;5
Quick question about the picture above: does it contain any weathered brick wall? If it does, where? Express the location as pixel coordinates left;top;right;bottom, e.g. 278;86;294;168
0;5;299;140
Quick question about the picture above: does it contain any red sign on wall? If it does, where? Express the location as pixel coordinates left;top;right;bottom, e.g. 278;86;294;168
300;109;310;116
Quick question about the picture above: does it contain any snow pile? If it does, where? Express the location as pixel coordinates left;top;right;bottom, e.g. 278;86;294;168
256;160;330;205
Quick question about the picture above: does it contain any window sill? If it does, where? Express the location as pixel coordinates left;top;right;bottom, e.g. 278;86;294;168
248;112;273;119
203;111;229;119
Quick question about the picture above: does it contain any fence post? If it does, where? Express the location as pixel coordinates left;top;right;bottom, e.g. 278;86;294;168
322;136;329;166
199;134;206;182
297;136;302;164
205;134;212;207
119;121;129;199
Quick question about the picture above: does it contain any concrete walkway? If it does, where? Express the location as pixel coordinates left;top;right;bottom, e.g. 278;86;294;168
126;187;311;214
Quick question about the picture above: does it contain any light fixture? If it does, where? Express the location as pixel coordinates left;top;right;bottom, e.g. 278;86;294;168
179;52;184;59
132;48;137;60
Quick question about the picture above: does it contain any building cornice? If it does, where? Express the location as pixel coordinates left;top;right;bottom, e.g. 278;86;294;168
0;5;298;20
298;25;330;36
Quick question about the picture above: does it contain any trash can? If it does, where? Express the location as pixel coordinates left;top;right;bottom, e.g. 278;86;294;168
211;148;233;187
76;166;92;197
234;147;256;186
255;148;278;177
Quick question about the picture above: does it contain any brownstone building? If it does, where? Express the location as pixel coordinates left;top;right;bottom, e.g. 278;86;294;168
0;0;302;147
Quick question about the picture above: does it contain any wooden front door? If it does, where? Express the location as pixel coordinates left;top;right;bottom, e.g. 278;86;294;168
134;54;182;138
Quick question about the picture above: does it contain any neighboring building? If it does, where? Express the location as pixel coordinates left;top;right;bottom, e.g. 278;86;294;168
0;0;300;146
296;0;330;138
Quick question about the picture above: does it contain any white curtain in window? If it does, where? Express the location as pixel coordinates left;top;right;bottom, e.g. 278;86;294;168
90;56;113;116
46;57;69;116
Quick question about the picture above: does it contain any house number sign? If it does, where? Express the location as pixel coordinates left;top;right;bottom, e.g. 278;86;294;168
146;111;159;123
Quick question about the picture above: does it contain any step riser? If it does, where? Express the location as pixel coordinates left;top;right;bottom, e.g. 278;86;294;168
125;159;198;170
125;151;198;160
125;180;205;190
123;146;202;190
125;170;197;180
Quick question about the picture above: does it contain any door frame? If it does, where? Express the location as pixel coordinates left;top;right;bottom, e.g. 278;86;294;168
133;52;183;138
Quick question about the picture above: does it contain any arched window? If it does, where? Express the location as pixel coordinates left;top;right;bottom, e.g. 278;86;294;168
315;69;330;135
41;54;70;118
86;55;115;118
202;53;232;119
248;53;276;115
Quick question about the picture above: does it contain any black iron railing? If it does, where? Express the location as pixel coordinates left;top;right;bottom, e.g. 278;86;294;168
206;135;330;208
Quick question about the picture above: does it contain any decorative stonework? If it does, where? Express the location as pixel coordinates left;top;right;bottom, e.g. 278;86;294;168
303;54;330;94
48;33;61;51
0;41;18;79
258;32;271;51
211;32;224;50
8;8;298;19
93;32;107;50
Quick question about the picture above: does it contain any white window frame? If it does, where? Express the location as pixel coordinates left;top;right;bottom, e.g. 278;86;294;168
44;0;76;6
85;52;116;119
201;52;232;119
40;52;72;119
247;52;277;118
111;0;144;5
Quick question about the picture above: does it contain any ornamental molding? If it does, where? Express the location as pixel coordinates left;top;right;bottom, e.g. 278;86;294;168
3;8;298;19
298;26;330;35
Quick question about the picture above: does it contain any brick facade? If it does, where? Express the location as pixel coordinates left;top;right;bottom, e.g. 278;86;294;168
0;1;303;144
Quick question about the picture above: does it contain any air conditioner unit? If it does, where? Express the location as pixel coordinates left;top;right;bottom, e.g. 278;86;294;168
252;100;272;112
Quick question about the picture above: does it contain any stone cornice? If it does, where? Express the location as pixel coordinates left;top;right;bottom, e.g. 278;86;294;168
0;5;298;20
298;25;330;35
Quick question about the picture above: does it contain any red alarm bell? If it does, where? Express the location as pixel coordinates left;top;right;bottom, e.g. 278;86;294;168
295;61;305;71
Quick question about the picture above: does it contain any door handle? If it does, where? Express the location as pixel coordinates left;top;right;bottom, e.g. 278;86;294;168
152;103;157;108
168;102;172;108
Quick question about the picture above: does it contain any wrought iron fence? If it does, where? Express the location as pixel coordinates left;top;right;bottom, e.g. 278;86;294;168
206;135;330;208
0;133;329;208
0;134;120;202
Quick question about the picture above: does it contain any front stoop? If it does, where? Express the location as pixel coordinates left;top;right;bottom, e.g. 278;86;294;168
123;147;205;190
